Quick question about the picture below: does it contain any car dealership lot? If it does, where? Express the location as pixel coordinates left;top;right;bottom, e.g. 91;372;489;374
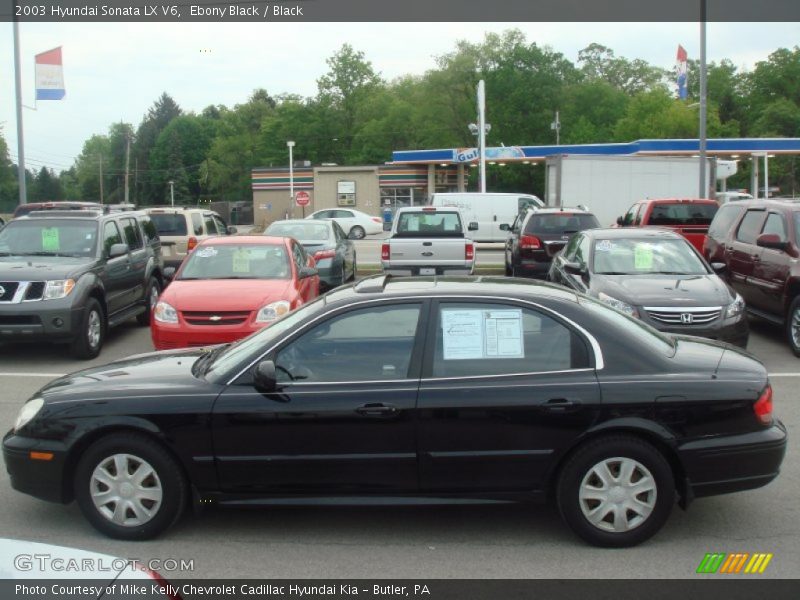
0;319;797;579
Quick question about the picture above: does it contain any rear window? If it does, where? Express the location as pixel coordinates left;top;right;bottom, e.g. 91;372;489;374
395;211;464;237
149;214;188;236
267;222;332;241
708;203;745;238
524;213;600;234
647;202;718;226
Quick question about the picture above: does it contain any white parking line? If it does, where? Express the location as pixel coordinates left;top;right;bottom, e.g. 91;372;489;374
0;372;66;378
768;373;800;377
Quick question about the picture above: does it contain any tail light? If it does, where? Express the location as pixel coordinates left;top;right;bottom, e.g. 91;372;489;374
465;243;475;260
371;217;382;224
381;243;390;260
753;384;773;425
187;237;198;251
520;234;542;250
313;249;336;260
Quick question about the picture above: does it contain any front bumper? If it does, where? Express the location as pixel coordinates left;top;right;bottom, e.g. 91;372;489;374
3;431;70;504
151;321;269;350
679;419;787;498
0;298;83;343
645;315;749;348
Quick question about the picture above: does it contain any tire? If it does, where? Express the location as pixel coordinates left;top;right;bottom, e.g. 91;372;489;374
350;225;366;240
350;254;357;281
136;276;161;326
556;435;675;548
74;432;187;540
70;298;105;360
787;296;800;357
505;262;512;277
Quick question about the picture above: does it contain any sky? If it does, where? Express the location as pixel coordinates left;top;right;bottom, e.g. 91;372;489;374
1;21;799;173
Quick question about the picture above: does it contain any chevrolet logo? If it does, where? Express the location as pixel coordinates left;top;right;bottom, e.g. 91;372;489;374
681;313;694;324
208;315;222;322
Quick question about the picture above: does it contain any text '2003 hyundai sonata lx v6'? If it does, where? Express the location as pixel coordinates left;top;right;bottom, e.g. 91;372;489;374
3;276;787;547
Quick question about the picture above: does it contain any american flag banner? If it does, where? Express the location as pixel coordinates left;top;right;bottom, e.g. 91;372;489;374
676;45;688;100
35;47;66;100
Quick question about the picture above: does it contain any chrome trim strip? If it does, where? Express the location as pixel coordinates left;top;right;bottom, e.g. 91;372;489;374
427;449;553;458
420;368;596;383
643;306;722;312
216;452;416;463
225;294;605;385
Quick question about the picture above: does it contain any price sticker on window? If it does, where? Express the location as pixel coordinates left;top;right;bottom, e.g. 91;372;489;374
232;249;250;273
634;244;654;270
41;228;60;251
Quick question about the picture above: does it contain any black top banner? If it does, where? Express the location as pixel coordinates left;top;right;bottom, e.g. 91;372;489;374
2;0;800;22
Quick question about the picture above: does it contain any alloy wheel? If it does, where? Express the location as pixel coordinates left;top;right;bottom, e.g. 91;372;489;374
90;454;163;527
87;310;102;349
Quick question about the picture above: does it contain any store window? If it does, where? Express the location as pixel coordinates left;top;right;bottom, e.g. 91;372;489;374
380;187;417;210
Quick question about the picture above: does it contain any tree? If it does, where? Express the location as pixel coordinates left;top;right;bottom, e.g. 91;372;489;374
150;115;217;203
0;130;17;213
30;167;63;201
578;43;668;95
133;93;182;205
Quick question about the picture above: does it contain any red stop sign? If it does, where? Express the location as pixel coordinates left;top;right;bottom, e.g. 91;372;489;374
295;191;310;206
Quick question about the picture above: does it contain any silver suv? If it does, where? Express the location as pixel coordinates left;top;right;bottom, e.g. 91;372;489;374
144;207;236;270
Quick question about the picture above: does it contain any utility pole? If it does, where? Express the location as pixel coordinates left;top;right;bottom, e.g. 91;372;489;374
551;111;561;146
134;158;139;205
698;0;708;198
168;180;174;207
13;19;27;205
477;80;487;194
124;131;131;204
287;140;295;215
98;155;104;204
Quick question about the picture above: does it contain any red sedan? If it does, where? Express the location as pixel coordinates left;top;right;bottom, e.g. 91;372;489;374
151;236;319;350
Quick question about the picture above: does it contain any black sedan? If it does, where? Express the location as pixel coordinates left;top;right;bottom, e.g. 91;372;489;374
266;219;356;291
549;228;749;348
3;276;786;547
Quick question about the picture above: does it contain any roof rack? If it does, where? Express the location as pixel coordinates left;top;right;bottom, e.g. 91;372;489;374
353;274;391;293
25;209;103;218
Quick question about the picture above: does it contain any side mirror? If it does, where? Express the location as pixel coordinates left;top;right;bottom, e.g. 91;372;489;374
299;266;318;279
227;226;238;235
253;360;277;393
616;216;624;227
563;261;586;275
756;233;787;251
710;262;726;273
163;266;176;281
108;243;129;258
499;223;510;231
468;221;479;231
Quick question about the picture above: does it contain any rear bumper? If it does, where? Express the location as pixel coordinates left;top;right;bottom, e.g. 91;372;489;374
679;420;787;498
382;264;474;276
513;258;553;278
3;431;70;504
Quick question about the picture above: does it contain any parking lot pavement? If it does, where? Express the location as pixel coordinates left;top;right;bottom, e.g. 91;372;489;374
0;320;797;579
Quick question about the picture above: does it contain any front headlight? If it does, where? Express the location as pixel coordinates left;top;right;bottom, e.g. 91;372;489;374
726;294;745;319
14;398;44;432
153;301;179;323
598;292;639;318
255;300;291;323
43;279;75;300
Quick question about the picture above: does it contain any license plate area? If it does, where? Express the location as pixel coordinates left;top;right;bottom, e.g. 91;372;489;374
419;268;436;275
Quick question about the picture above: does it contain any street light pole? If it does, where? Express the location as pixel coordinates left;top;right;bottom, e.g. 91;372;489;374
13;19;27;205
168;180;174;207
551;111;561;146
477;80;487;194
287;140;296;214
698;0;708;198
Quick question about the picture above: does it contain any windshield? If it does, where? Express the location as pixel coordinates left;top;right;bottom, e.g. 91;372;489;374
395;211;463;237
204;295;328;382
0;219;98;257
592;238;708;275
525;213;600;234
648;203;718;226
267;222;333;242
149;214;188;236
178;243;291;280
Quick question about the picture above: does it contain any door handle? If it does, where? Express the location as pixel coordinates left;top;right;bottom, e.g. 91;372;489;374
356;403;398;417
543;398;581;413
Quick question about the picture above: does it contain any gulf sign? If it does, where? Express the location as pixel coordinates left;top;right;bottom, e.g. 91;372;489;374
35;47;66;100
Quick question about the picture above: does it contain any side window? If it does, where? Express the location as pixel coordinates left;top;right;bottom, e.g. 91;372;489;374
291;242;307;270
633;205;644;226
736;210;766;244
333;222;345;241
314;210;331;219
102;221;123;256
191;213;203;235
561;234;582;261
511;213;524;234
431;303;590;378
518;197;539;213
762;213;788;242
708;204;744;238
140;216;159;244
274;304;422;382
204;215;218;235
213;216;228;234
574;236;591;265
335;210;353;218
121;218;143;250
621;204;639;226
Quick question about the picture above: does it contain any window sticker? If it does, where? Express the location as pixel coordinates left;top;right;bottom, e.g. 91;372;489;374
596;240;612;252
406;216;420;232
195;247;218;258
41;228;60;251
442;308;525;360
232;248;250;273
634;244;654;270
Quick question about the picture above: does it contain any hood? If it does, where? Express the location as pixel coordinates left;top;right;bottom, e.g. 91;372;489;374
162;278;294;312
37;347;208;403
593;273;734;307
0;256;91;280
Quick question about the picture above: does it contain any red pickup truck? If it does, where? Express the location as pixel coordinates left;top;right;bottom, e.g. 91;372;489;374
616;198;720;252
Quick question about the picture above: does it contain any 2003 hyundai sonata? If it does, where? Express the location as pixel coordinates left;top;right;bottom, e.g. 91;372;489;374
3;276;787;547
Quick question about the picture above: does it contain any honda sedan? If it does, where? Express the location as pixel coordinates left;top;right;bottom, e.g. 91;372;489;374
4;276;786;547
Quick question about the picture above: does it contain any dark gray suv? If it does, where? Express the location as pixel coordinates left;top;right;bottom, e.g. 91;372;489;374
0;210;164;358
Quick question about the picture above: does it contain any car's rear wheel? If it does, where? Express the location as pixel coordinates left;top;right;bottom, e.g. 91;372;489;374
556;436;674;547
74;432;187;540
786;296;800;357
70;298;105;359
136;277;161;326
350;225;365;240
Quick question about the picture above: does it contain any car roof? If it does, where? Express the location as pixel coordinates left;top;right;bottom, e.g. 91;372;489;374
526;207;593;215
639;198;718;205
195;235;287;246
582;227;684;240
729;199;800;211
269;219;331;227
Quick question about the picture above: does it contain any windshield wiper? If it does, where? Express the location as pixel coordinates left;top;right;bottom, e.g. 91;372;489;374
193;343;232;377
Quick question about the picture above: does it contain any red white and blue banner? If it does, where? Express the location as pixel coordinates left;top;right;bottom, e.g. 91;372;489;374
676;45;688;100
35;47;66;100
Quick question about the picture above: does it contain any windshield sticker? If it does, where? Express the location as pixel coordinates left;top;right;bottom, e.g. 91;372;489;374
634;244;654;270
406;216;420;232
41;228;60;251
596;240;612;252
232;249;250;273
442;309;525;360
195;247;218;258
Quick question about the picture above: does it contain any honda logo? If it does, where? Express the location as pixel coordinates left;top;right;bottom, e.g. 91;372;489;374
681;313;694;324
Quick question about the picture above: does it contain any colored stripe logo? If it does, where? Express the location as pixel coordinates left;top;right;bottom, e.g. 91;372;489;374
696;553;773;574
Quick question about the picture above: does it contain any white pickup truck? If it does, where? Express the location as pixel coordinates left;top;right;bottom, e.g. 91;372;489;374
381;207;478;276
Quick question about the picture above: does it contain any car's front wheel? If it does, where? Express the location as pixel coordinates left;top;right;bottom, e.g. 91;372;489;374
556;435;674;547
70;298;105;359
786;296;800;357
350;225;365;240
136;276;161;326
74;432;187;540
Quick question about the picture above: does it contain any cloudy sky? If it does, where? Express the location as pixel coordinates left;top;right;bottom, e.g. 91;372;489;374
1;21;798;172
